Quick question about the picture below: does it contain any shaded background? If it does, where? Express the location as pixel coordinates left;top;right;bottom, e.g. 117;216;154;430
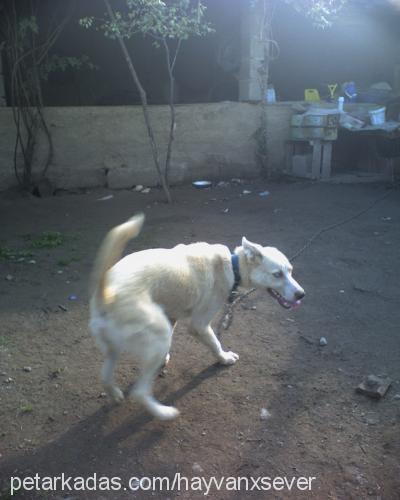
3;0;399;106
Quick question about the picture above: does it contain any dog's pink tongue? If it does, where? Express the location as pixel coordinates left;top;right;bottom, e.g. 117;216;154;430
277;296;302;309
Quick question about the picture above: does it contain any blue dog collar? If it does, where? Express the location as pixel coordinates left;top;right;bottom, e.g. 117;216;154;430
231;254;241;291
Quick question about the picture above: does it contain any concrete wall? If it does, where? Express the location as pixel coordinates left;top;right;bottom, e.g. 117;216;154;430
0;102;294;191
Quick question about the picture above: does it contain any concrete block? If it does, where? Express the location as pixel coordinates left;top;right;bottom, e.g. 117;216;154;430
356;375;392;399
49;166;106;190
0;170;17;191
107;166;157;189
103;155;125;170
168;161;189;184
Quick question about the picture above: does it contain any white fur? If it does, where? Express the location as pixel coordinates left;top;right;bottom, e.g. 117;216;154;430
89;216;304;420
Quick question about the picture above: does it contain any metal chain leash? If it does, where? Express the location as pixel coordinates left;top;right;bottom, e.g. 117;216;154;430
217;187;395;336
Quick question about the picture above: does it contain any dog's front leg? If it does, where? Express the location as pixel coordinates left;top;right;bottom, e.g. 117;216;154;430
162;319;177;369
190;323;239;365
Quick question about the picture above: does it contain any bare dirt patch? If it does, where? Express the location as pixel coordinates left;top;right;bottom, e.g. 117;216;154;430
0;180;399;499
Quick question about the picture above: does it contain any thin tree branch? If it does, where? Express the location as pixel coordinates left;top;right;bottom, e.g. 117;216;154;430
170;38;181;73
4;0;73;189
104;0;172;203
162;37;180;187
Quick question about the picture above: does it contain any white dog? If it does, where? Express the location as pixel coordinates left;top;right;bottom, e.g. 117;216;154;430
89;214;304;420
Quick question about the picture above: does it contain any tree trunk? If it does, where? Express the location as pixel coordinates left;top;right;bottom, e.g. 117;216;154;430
104;0;172;203
163;38;181;188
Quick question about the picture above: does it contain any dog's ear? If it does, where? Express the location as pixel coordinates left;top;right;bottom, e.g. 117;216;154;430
242;237;263;263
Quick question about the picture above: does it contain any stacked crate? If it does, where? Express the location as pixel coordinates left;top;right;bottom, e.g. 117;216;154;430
287;113;339;179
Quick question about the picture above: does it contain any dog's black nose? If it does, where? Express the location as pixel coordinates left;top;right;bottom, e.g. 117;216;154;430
295;290;305;300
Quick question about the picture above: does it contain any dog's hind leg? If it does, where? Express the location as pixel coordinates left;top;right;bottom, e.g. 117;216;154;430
130;313;179;420
101;349;124;403
90;318;124;403
190;321;239;365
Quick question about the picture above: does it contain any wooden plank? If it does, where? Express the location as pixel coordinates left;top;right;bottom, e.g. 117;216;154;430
285;142;293;173
311;140;322;179
321;141;332;179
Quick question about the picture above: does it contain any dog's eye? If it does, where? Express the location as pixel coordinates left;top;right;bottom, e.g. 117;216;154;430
273;271;283;278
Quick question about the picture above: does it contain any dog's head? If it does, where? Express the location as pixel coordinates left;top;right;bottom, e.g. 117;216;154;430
240;237;305;309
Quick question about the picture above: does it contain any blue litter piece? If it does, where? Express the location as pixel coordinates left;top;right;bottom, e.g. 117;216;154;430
259;191;270;197
68;294;78;301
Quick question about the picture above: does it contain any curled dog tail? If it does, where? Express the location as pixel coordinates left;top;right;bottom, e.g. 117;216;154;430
90;213;145;307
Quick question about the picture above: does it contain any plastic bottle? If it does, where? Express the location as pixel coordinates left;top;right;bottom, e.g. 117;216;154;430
266;85;276;103
338;96;344;112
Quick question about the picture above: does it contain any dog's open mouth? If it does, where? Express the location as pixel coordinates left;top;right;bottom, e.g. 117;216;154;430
268;288;301;309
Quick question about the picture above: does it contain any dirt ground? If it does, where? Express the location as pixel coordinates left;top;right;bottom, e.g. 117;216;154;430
0;179;399;500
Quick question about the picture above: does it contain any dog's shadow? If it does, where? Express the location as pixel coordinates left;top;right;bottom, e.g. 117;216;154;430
0;363;224;486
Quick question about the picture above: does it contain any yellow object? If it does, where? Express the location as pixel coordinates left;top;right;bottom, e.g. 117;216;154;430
327;84;338;99
304;89;320;101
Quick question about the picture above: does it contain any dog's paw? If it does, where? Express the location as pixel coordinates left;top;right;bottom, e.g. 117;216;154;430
154;405;180;421
219;351;239;365
109;387;124;403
